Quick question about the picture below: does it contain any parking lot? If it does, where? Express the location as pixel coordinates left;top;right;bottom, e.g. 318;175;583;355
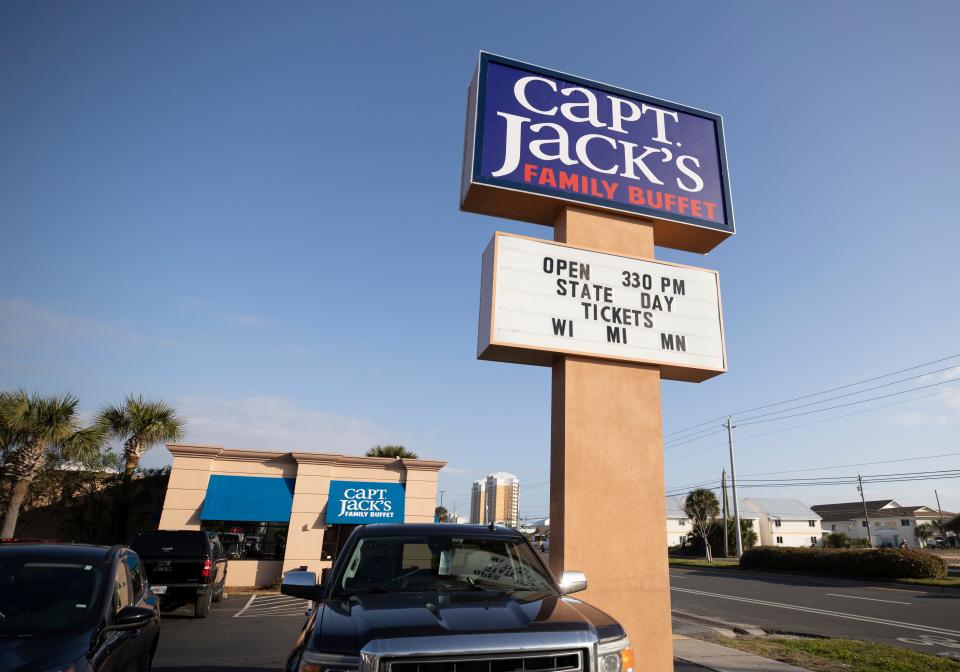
153;594;309;671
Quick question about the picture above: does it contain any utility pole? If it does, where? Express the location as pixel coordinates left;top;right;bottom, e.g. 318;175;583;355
721;470;729;558
857;474;872;547
935;489;945;536
724;416;743;557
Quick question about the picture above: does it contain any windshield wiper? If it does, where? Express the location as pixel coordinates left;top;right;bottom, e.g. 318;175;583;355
465;577;546;593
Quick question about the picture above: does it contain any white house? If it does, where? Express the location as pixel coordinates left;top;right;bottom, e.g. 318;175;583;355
741;498;822;547
666;496;690;547
812;499;955;548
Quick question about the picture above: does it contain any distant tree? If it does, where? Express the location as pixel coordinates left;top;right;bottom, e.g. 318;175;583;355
366;445;418;459
98;395;184;540
98;396;185;477
915;523;934;547
945;515;960;537
684;488;720;562
707;517;758;556
824;532;852;548
0;391;106;537
435;506;449;522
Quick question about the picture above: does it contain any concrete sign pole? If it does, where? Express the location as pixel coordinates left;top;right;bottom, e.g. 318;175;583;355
548;206;673;671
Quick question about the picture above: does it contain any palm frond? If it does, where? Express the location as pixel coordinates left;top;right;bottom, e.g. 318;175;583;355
60;424;109;463
365;444;418;459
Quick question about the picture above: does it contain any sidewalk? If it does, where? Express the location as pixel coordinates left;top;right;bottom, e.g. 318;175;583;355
672;615;807;672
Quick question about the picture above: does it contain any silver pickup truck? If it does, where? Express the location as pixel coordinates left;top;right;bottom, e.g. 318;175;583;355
281;523;632;672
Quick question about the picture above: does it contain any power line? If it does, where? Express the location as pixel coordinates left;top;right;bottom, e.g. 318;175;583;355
666;468;960;495
737;375;960;427
738;449;960;479
735;364;959;423
663;383;960;463
662;353;960;439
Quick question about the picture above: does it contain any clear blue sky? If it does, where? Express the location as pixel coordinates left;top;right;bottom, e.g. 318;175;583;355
2;2;958;519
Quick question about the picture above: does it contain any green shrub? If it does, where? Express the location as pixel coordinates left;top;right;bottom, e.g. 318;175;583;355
739;546;947;579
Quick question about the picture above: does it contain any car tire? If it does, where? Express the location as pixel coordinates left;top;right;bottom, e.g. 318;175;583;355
194;591;212;618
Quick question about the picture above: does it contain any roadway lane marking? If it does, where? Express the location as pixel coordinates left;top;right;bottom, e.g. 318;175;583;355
672;587;960;638
826;593;911;605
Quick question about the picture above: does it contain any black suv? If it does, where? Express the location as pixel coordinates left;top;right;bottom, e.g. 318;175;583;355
129;529;228;618
281;524;631;672
0;543;160;672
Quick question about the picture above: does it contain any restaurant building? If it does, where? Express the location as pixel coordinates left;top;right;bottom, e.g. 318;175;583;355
157;444;445;587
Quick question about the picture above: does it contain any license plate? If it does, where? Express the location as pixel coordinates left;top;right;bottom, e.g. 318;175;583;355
151;585;167;595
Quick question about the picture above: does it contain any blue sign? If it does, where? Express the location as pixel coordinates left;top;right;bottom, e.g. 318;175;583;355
461;53;734;253
326;480;405;524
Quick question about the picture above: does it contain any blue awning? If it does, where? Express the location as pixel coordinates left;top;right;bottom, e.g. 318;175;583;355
200;475;295;523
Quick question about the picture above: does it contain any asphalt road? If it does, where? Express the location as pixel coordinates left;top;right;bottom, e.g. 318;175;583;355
670;566;960;661
153;593;309;671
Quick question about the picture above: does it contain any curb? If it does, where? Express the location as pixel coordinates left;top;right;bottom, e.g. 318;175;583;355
673;608;766;637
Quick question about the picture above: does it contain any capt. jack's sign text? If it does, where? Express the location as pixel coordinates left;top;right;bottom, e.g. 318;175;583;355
461;53;734;253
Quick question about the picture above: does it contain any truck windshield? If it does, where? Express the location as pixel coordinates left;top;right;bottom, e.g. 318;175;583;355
335;534;557;597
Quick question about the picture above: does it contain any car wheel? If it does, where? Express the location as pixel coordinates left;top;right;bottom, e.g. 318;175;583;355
194;591;212;618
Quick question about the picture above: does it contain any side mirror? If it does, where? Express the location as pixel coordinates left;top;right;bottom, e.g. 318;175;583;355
281;570;322;601
558;570;587;595
106;605;154;631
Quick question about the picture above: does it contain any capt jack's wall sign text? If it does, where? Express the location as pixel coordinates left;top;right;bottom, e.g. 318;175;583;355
326;480;405;524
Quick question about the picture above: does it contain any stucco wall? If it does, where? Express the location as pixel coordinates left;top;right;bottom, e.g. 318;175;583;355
158;444;445;577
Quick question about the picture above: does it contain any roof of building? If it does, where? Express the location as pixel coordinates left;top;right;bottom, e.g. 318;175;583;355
487;472;519;484
813;500;956;520
665;495;687;519
742;498;820;520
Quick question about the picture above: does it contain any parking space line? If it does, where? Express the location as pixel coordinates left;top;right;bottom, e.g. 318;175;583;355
233;595;258;618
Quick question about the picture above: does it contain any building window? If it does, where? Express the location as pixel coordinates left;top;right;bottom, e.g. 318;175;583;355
321;524;359;562
862;521;868;528
901;519;911;526
679;519;686;526
808;520;816;527
776;536;784;544
774;520;782;527
201;521;288;560
811;536;818;545
831;524;837;531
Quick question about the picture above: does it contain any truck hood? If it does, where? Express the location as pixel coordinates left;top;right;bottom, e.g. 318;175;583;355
311;590;623;654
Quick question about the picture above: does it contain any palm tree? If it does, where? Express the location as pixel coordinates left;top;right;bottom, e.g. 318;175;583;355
915;523;934;548
98;395;185;476
435;506;449;522
684;488;720;562
0;391;105;537
366;445;418;459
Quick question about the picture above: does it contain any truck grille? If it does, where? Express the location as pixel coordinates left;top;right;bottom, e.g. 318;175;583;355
386;651;583;672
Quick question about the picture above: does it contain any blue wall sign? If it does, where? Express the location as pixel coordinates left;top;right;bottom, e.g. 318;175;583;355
461;53;734;254
326;480;405;524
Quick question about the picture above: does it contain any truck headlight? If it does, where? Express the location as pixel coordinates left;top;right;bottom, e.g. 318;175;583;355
298;652;361;672
598;639;634;672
